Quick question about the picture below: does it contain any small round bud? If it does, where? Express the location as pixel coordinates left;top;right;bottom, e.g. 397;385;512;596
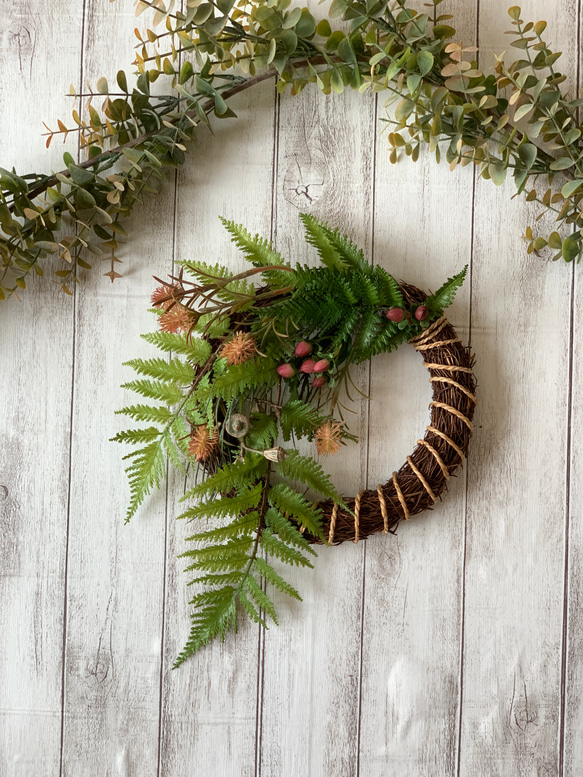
299;358;316;374
385;307;405;323
294;340;313;358
312;375;328;388
277;363;296;379
313;358;330;373
415;305;428;321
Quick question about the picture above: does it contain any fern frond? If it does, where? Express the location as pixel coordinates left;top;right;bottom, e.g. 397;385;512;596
264;508;317;555
426;265;468;313
268;483;323;537
372;266;404;308
187;571;245;588
244;575;278;624
115;403;172;423
246;412;277;451
300;213;347;271
219;217;294;289
111;426;163;445
238;589;267;626
260;530;314;568
121;438;167;522
279;399;323;441
121;378;184;405
210;357;277;401
123;357;195;385
185;513;260;544
182;456;267;501
255;556;303;601
181;537;255;571
178;483;263;521
277;450;346;507
173;588;238;668
141;330;212;361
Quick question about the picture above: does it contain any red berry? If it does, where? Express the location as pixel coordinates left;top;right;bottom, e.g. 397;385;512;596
277;363;296;379
415;305;428;321
294;340;313;357
300;358;316;374
386;307;405;323
313;358;330;373
312;375;327;388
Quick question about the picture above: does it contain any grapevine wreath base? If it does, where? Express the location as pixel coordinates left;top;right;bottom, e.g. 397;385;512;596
313;291;476;546
116;216;476;665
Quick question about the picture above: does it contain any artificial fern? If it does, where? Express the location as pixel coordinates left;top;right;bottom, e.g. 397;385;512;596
114;213;466;663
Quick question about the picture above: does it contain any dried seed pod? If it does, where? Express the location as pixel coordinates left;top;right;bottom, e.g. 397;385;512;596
225;413;250;438
263;447;288;463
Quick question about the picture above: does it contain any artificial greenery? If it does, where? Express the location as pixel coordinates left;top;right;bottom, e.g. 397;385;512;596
113;214;466;664
1;2;582;299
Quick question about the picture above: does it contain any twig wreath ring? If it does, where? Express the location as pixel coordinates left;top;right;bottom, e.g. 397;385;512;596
319;306;476;546
114;214;476;666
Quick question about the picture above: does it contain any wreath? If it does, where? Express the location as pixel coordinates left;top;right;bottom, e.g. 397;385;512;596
114;214;476;666
1;1;582;301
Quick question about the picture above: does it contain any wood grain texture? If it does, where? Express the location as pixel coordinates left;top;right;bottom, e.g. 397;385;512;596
159;81;277;777
259;78;376;774
60;2;169;775
460;3;579;776
0;3;84;776
1;1;583;776
358;2;477;773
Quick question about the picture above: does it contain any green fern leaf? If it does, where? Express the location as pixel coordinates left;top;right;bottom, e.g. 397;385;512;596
141;330;212;361
264;508;317;555
210;357;277;400
187;571;245;588
244;575;278;624
277;450;346;507
173;588;238;668
123;356;195;384
300;213;347;271
310;216;370;273
122;438;166;522
372;266;404;308
426;265;468;313
183;455;267;501
111;426;162;445
185;513;259;544
115;403;172;423
239;589;267;627
255;557;303;601
121;378;184;405
181;538;255;572
268;483;323;538
279;399;323;441
260;529;314;567
219;217;294;289
178;483;263;521
246;412;277;450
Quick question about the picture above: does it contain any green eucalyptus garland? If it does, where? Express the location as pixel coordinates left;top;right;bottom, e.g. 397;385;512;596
1;1;583;299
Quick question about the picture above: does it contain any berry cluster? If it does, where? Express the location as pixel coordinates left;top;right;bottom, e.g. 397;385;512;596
385;304;428;324
276;341;331;388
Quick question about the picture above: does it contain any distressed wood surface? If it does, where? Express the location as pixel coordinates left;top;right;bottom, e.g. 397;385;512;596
1;1;583;776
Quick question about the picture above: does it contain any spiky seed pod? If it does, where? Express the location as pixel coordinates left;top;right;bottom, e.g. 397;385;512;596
315;420;343;456
188;425;219;462
158;304;194;334
151;284;176;310
221;331;257;365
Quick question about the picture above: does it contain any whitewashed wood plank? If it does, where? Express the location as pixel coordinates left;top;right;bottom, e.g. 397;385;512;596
459;2;577;775
0;3;84;776
159;81;277;777
358;1;477;772
60;2;170;774
258;81;376;773
561;1;583;773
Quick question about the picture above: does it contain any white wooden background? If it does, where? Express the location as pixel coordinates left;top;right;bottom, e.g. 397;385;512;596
1;0;582;774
